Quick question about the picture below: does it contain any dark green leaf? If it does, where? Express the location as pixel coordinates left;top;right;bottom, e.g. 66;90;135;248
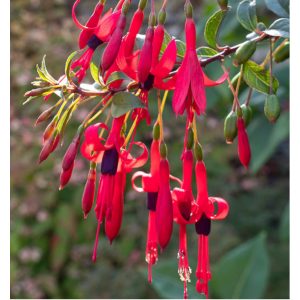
106;71;131;86
248;112;289;173
204;9;227;49
197;46;218;58
237;0;257;31
265;0;289;18
279;203;289;242
111;92;145;118
243;60;279;94
90;62;100;84
264;18;289;38
65;51;78;83
211;232;270;299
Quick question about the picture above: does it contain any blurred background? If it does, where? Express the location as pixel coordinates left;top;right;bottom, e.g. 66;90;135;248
11;0;289;298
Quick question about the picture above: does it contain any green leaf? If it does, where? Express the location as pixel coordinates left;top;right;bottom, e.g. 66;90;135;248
79;83;102;92
141;260;203;299
197;46;218;58
237;0;258;31
111;92;145;118
160;30;186;58
264;18;289;38
279;203;289;242
211;232;270;299
90;62;100;84
242;60;279;94
204;9;227;49
41;55;57;84
106;71;131;86
175;39;186;58
248;112;289;172
265;0;289;18
65;51;78;83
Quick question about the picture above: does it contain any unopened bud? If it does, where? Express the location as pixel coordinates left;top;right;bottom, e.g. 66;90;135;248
138;0;147;10
122;0;130;14
43;115;58;143
59;162;74;190
24;87;53;98
264;94;281;123
241;104;252;127
224;110;238;144
62;134;81;171
158;7;166;25
159;141;167;158
149;12;156;27
35;105;56;126
233;40;257;66
184;1;193;18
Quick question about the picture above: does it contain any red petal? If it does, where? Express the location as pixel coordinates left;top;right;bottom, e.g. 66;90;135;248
151;24;165;70
95;10;120;41
203;69;229;87
206;197;229;220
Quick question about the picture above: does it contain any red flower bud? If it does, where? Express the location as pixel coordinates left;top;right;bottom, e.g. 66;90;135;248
156;158;173;250
82;167;97;218
39;132;60;164
101;14;127;72
138;27;154;83
59;162;74;190
43;117;57;143
237;117;251;168
62;135;81;171
35;105;56;126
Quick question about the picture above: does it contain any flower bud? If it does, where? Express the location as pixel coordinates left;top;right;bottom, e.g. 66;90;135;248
138;0;148;10
184;0;193;18
82;165;97;218
39;130;60;164
217;0;228;11
237;117;251;168
224;110;237;144
59;162;74;190
264;94;280;123
43;116;58;143
35;105;57;126
274;41;289;63
62;134;81;171
233;40;257;66
241;104;252;127
158;8;166;25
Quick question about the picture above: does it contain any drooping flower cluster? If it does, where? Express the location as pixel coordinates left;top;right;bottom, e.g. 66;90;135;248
23;0;271;298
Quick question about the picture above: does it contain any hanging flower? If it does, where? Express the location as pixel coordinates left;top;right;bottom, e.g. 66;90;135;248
237;116;251;168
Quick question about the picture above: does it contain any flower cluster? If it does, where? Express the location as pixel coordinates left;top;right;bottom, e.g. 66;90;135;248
23;0;287;298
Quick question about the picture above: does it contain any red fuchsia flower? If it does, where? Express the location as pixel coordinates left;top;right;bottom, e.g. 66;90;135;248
70;0;125;82
172;3;228;116
194;159;229;298
80;115;148;262
237;116;251;168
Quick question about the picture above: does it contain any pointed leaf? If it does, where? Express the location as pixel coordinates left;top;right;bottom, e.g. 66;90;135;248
264;18;289;38
106;71;131;86
211;232;270;299
204;9;227;49
237;0;258;31
90;62;100;84
242;60;279;94
65;51;78;83
111;92;145;118
197;46;218;58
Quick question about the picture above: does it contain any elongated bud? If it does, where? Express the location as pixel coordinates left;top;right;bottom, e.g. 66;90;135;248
82;164;97;218
159;141;167;158
62;133;81;171
39;130;60;163
121;0;130;14
158;7;166;25
237;117;251;168
24;86;54;98
241;104;252;127
217;0;228;11
224;111;238;144
59;162;74;190
35;105;57;126
184;0;193;18
274;41;289;63
194;142;203;161
101;13;127;72
233;40;257;66
153;123;160;140
148;12;156;27
186;128;194;150
138;0;148;10
264;94;281;123
138;26;154;83
43;116;58;143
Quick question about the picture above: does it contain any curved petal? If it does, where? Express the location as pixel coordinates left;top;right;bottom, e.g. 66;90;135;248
80;140;103;162
203;69;229;87
206;197;229;220
84;123;108;151
131;171;148;193
154;74;176;90
151;39;177;79
95;10;120;41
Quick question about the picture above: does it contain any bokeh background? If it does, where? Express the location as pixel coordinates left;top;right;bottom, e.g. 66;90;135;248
11;0;289;298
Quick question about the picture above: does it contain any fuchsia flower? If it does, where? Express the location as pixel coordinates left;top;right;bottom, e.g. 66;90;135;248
79;115;148;261
172;13;228;115
237;116;251;168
